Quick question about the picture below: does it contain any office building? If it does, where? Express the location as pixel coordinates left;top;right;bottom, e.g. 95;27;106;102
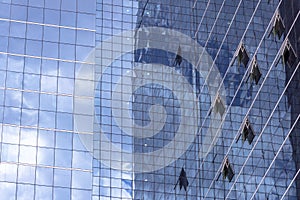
0;0;299;199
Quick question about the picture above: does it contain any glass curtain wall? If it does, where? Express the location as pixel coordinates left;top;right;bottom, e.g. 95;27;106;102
0;0;299;199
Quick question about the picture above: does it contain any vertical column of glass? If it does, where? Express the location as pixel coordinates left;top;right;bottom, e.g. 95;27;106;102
93;0;136;199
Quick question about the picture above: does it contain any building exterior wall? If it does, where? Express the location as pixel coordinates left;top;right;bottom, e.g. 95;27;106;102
0;0;299;199
0;0;96;199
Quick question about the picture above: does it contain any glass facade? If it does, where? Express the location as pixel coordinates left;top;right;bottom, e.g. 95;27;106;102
0;0;299;199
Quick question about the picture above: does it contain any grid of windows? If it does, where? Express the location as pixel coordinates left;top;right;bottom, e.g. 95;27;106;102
0;0;299;199
0;0;95;199
129;0;299;199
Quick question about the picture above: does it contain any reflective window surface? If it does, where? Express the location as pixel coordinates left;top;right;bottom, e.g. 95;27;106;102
0;0;299;199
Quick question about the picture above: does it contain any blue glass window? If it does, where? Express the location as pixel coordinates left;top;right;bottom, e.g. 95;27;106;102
44;9;60;25
78;0;95;14
26;39;42;57
19;145;36;164
72;151;92;169
2;125;19;144
38;110;56;129
12;0;27;5
17;184;35;199
77;30;95;46
55;131;72;150
55;149;72;168
23;74;40;91
42;41;59;58
54;168;71;187
8;37;26;54
9;22;26;38
57;95;73;113
72;170;92;189
58;62;74;78
5;89;22;107
45;0;60;10
24;57;41;74
54;187;71;200
41;59;58;76
37;147;54;166
3;107;21;124
71;189;92;200
58;77;74;94
1;143;19;162
38;130;55;148
20;128;37;146
56;112;73;130
77;13;95;30
43;26;59;43
6;71;23;88
73;134;87;151
60;11;76;27
7;56;24;72
28;0;44;8
59;44;75;60
40;75;57;93
35;186;52;200
61;0;76;12
0;182;16;199
39;94;57;111
10;5;26;21
28;6;44;23
21;109;38;126
26;24;43;41
75;45;92;61
17;165;35;184
36;167;54;186
60;28;76;44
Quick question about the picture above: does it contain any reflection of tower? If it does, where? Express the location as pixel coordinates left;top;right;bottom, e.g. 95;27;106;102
280;0;300;197
133;1;226;199
133;2;200;199
133;0;298;199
